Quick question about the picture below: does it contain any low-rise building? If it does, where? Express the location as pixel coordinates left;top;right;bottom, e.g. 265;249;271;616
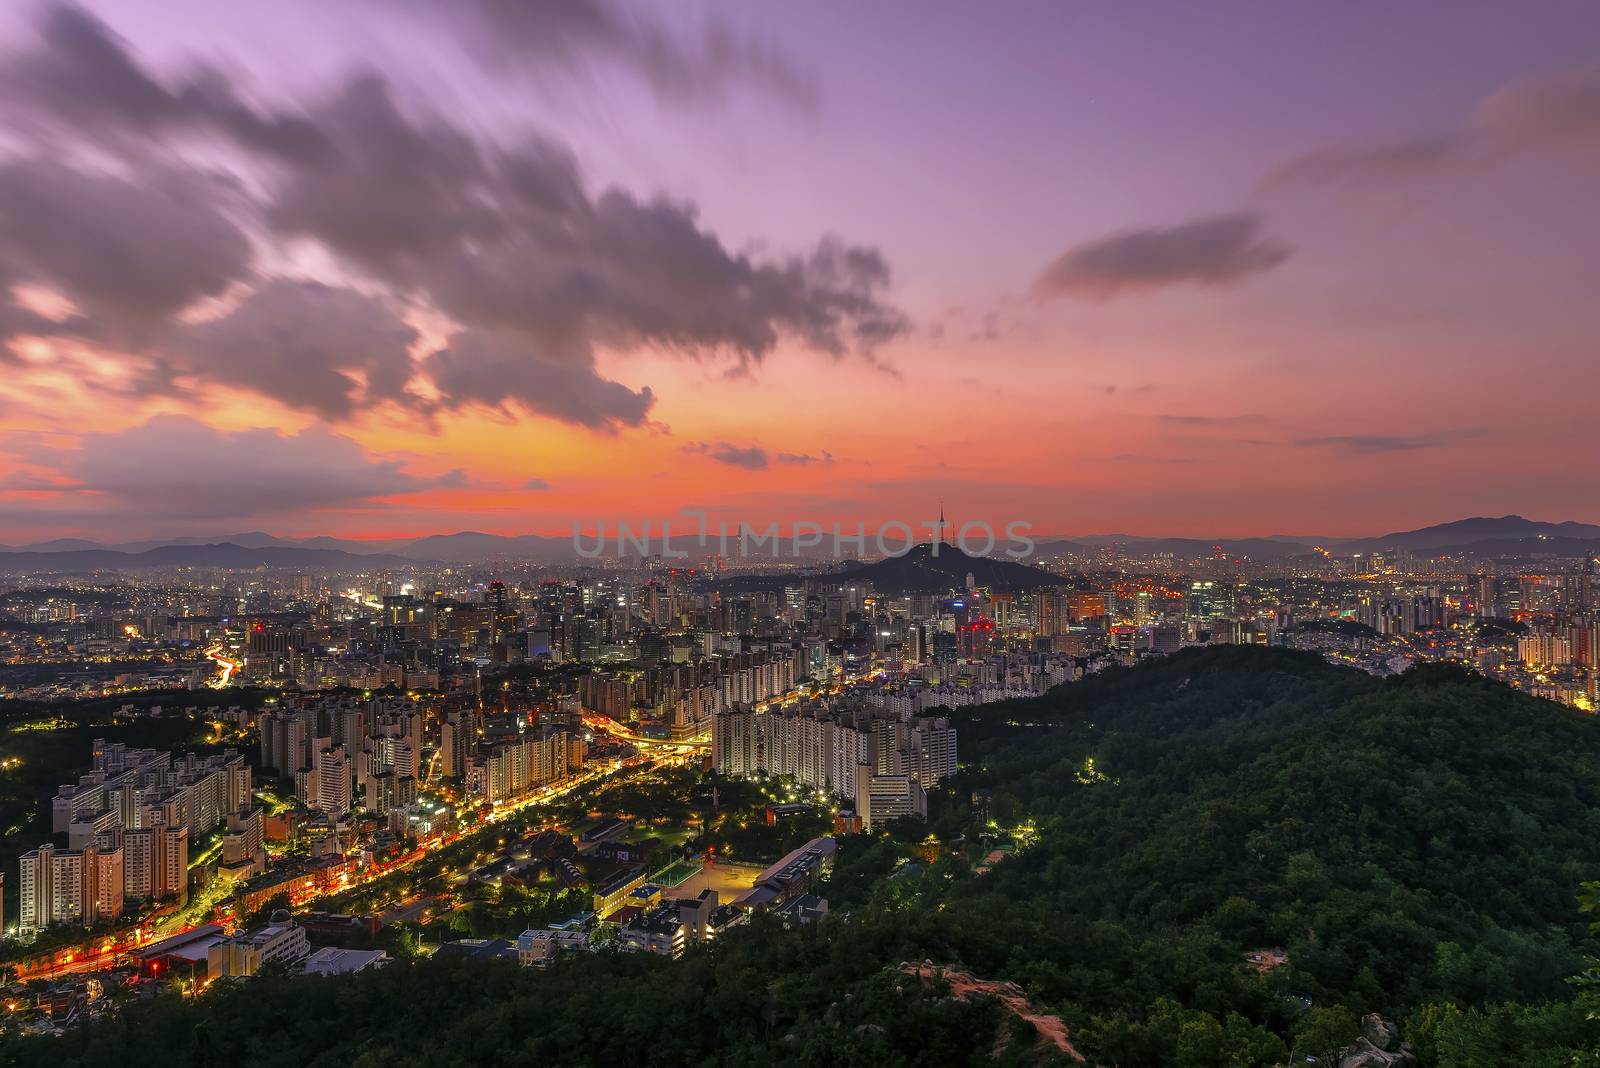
300;946;388;975
734;837;837;911
516;928;589;967
617;890;719;959
207;920;310;979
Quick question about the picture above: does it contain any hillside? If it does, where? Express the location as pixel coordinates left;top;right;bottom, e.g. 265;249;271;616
1343;514;1600;553
833;543;1062;593
7;648;1600;1065
943;648;1600;1012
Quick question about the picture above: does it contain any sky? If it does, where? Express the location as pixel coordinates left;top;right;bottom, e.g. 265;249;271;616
2;0;1599;544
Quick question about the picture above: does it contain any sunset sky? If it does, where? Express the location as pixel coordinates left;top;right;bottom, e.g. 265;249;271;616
2;0;1599;544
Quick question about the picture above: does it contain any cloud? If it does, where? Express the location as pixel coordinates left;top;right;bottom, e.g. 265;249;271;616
1099;453;1198;466
1156;414;1259;427
0;3;330;163
1033;213;1291;299
1262;137;1463;191
0;157;252;336
1264;64;1600;190
423;330;655;431
522;478;552;491
167;280;421;420
1293;430;1483;454
259;77;908;365
409;0;819;110
0;4;907;431
776;450;834;466
686;441;769;470
50;414;428;521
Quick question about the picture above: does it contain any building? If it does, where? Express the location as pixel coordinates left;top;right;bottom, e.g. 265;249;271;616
712;705;955;811
220;808;266;879
618;890;718;959
313;742;352;818
516;928;589;967
124;824;189;903
300;946;389;975
18;844;119;936
207;920;311;979
853;768;927;831
592;867;646;918
465;727;575;805
734;838;837;911
132;924;227;979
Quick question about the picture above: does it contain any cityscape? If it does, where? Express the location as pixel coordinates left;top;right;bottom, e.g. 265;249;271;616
3;1;1600;1066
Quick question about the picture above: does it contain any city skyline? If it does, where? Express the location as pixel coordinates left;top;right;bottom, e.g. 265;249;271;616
4;1;1600;542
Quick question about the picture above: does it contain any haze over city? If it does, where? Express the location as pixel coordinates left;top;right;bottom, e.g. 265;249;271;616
3;1;1600;543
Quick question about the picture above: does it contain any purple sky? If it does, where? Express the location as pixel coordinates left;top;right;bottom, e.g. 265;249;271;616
2;1;1600;542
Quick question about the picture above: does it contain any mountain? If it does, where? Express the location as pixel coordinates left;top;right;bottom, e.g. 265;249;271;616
0;532;405;555
392;531;576;563
1418;535;1600;560
1045;516;1600;559
831;541;1063;593
0;538;108;553
0;542;419;573
1341;514;1600;553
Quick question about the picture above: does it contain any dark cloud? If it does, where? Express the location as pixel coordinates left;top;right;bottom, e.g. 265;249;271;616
686;441;769;470
266;76;906;369
1261;137;1463;191
1294;430;1483;454
0;3;329;163
423;330;655;431
1033;213;1291;299
1157;414;1259;427
523;478;552;491
1477;65;1600;150
264;76;515;270
0;157;253;335
1264;65;1600;190
776;450;834;465
0;6;906;431
168;280;421;420
59;414;426;520
1100;453;1198;465
412;0;819;110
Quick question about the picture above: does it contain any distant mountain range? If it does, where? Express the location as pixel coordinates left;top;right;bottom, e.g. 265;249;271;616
1338;515;1600;552
1036;516;1600;561
0;543;419;574
0;530;574;567
2;515;1598;572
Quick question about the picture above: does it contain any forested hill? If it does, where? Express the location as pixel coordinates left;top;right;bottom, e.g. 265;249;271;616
941;647;1600;1015
7;647;1600;1066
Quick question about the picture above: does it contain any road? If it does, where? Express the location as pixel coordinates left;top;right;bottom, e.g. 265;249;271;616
581;713;708;752
204;644;240;687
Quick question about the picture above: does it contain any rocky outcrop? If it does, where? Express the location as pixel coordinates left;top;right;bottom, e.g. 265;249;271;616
1337;1014;1416;1068
897;961;1085;1063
